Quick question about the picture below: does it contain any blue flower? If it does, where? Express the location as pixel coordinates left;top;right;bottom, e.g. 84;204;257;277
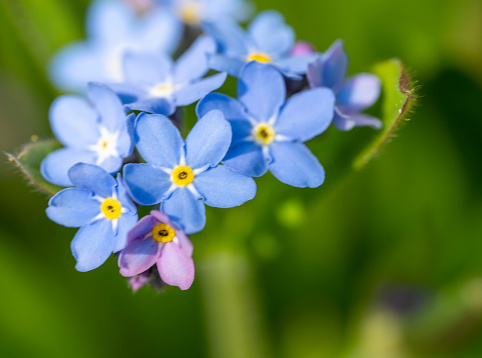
307;40;382;131
204;10;316;78
123;110;257;234
197;62;335;188
108;35;226;116
41;83;134;187
50;0;182;93
47;163;138;272
163;0;253;26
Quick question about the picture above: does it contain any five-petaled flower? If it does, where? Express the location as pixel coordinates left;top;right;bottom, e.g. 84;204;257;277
46;163;138;272
118;210;195;290
108;36;226;116
205;10;316;78
123;110;257;234
307;39;382;131
197;61;335;188
41;83;134;187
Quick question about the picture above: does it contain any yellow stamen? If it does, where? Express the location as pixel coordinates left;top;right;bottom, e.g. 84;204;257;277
172;166;194;186
179;1;202;25
152;223;176;243
253;123;276;145
150;82;174;98
246;52;272;63
101;198;122;220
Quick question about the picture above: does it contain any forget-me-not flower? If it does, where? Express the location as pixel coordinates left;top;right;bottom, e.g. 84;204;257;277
123;110;257;234
205;10;316;78
41;83;134;187
109;35;226;116
47;163;138;272
197;61;335;188
118;210;194;290
307;40;382;131
50;0;182;93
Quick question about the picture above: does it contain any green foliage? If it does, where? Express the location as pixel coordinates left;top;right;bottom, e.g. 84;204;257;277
6;138;63;195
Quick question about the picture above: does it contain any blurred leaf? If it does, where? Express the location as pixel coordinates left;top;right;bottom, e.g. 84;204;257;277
354;58;416;169
6;138;62;195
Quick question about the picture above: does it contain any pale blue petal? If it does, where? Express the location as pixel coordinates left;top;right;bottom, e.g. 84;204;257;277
174;35;216;84
185;110;232;170
86;0;133;44
337;73;381;112
223;141;268;177
209;54;245;77
248;10;294;57
125;98;175;115
135;113;183;167
113;213;139;253
123;163;172;205
117;112;135;158
276;54;317;74
334;112;382;131
238;62;285;122
41;149;96;187
71;219;115;272
161;188;206;235
68;163;117;198
49;96;99;148
320;39;348;90
194;165;256;208
98;155;123;175
137;8;182;54
306;56;323;88
46;188;100;228
203;20;249;57
276;88;335;141
332;112;356;131
122;52;173;85
87;83;127;132
269;141;325;188
115;173;137;214
173;73;227;107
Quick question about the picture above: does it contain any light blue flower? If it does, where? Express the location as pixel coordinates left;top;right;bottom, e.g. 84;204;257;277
50;0;182;93
123;110;256;234
204;10;316;78
41;83;134;187
307;40;382;131
108;35;226;116
197;61;335;188
163;0;253;26
47;163;138;272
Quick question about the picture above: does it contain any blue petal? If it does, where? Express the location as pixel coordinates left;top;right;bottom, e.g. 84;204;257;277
185;110;232;170
275;88;335;141
49;95;99;148
248;10;294;57
46;188;100;228
223;141;268;177
41;148;96;187
333;112;382;131
306;56;323;88
320;39;348;90
71;219;116;272
174;73;227;107
117;112;135;158
49;41;104;93
209;54;245;77
113;212;139;253
87;83;127;132
203;20;249;57
269;141;325;188
174;35;216;84
276;54;317;75
122;52;173;85
86;0;133;44
336;73;381;112
106;83;143;103
125;98;175;115
123;163;172;205
97;155;123;175
68;163;117;198
135;113;183;167
332;111;356;131
161;188;206;235
115;173;137;214
194;165;256;208
238;62;286;122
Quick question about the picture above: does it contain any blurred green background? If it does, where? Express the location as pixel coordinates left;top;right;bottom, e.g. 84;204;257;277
1;0;482;357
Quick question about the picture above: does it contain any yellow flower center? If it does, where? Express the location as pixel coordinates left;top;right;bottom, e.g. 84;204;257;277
253;123;276;145
179;1;202;25
246;52;272;63
101;198;122;220
152;223;176;243
172;166;194;186
150;82;174;98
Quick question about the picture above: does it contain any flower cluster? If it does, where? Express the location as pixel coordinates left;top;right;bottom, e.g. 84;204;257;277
43;0;381;291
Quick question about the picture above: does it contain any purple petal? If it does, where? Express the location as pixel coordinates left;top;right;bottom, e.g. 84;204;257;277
119;236;161;277
157;241;195;290
337;73;381;112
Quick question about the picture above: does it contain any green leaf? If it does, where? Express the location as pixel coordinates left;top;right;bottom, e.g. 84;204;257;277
6;138;63;196
353;58;416;170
